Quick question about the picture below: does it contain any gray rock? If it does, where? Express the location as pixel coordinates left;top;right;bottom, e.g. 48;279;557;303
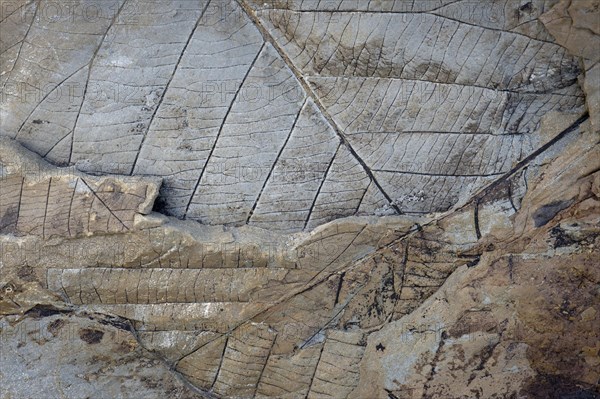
0;310;200;398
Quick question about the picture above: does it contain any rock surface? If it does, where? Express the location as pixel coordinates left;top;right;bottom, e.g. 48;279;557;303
0;0;589;230
1;0;599;398
0;309;199;398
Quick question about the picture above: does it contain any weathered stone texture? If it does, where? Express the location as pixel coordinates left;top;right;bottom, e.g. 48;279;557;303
1;0;599;398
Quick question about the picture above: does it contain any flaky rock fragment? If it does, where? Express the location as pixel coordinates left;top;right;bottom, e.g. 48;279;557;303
582;63;600;131
540;0;600;64
540;0;600;131
0;138;160;238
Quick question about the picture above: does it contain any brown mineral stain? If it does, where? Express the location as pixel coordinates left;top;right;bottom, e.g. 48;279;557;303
47;319;65;336
79;328;105;344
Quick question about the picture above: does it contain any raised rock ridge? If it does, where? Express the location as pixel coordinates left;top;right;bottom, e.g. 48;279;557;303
0;138;160;237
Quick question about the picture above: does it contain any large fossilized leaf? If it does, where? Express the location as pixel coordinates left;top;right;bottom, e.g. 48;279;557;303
0;0;585;232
